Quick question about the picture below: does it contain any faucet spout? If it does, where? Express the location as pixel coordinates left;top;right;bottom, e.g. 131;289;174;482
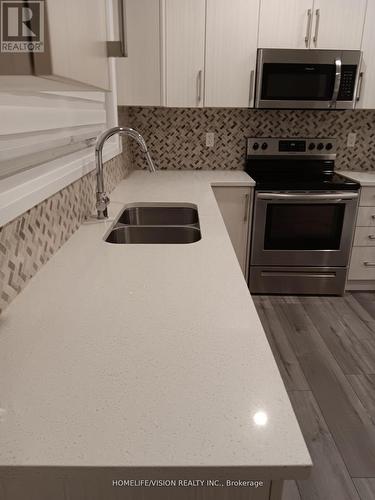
94;126;156;219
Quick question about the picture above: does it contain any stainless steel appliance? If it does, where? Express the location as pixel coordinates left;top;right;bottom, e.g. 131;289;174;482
255;49;362;109
246;138;360;295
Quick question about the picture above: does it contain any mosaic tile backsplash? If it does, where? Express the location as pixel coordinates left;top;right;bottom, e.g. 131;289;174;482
0;152;131;314
119;107;375;172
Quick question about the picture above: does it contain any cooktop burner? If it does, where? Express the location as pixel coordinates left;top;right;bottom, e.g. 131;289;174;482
245;137;360;191
252;172;360;191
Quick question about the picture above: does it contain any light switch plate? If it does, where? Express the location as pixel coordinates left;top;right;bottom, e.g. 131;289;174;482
206;132;215;148
347;132;357;148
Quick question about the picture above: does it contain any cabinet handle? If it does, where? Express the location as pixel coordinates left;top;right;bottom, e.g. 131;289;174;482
372;215;375;219
356;72;364;102
305;9;312;47
368;235;375;240
197;70;203;104
243;193;250;222
248;70;255;107
313;9;320;47
107;0;128;57
364;262;375;267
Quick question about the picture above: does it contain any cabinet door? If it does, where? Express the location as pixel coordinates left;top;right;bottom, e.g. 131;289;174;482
213;186;252;276
258;0;314;49
205;0;259;107
357;207;375;227
116;0;161;106
311;0;367;49
47;0;110;90
360;188;375;207
164;0;206;107
349;247;375;281
357;0;374;109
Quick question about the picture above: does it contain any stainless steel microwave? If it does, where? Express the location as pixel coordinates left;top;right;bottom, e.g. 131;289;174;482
254;49;362;110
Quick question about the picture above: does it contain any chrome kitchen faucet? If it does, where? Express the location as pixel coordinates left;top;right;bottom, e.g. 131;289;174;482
95;126;156;219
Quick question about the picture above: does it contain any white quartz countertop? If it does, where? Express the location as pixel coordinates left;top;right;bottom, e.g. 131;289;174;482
337;170;375;186
0;171;311;477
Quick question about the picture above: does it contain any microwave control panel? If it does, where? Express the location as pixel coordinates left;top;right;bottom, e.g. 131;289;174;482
338;65;358;101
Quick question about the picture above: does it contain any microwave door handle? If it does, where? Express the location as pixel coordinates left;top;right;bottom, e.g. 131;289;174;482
248;69;255;107
330;58;342;108
356;71;364;102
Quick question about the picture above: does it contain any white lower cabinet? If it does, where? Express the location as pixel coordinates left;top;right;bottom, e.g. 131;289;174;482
356;207;375;227
347;186;375;288
349;247;375;281
360;187;375;207
354;227;375;247
212;186;253;277
0;476;277;500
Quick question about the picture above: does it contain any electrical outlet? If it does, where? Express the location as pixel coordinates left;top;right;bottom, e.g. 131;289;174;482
347;132;357;148
206;132;215;148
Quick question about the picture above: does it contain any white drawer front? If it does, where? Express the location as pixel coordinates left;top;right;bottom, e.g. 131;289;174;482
349;247;375;280
360;187;375;207
357;206;375;226
354;227;375;246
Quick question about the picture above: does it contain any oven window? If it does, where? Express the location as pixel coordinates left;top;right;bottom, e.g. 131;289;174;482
261;63;335;100
264;204;345;250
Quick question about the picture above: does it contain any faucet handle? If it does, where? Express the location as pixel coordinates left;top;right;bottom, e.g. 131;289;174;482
96;192;110;219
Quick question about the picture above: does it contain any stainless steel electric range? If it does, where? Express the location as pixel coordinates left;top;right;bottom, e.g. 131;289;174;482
245;138;360;296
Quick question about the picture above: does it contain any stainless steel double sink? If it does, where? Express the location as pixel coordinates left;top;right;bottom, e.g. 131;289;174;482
105;204;201;244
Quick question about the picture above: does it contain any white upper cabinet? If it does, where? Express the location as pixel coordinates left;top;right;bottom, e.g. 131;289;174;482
258;0;367;50
205;0;259;107
116;0;161;106
312;0;367;50
0;0;110;91
47;0;110;90
115;0;371;108
258;0;314;49
357;0;375;108
164;0;206;107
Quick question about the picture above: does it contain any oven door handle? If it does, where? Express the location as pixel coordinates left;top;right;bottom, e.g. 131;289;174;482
330;58;342;108
257;192;359;201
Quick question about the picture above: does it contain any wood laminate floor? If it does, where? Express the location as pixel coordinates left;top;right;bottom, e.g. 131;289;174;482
252;292;375;500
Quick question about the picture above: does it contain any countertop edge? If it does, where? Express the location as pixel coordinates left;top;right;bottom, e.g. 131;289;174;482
337;170;375;187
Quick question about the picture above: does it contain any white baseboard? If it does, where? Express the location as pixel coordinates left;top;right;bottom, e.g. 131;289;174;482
346;281;375;291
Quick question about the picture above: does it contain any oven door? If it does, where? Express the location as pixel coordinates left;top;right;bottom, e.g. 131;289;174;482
251;191;359;267
255;49;361;109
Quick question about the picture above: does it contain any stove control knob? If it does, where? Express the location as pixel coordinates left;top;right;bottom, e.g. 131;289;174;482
261;142;268;150
308;142;316;150
326;142;333;151
253;142;259;151
317;142;324;150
